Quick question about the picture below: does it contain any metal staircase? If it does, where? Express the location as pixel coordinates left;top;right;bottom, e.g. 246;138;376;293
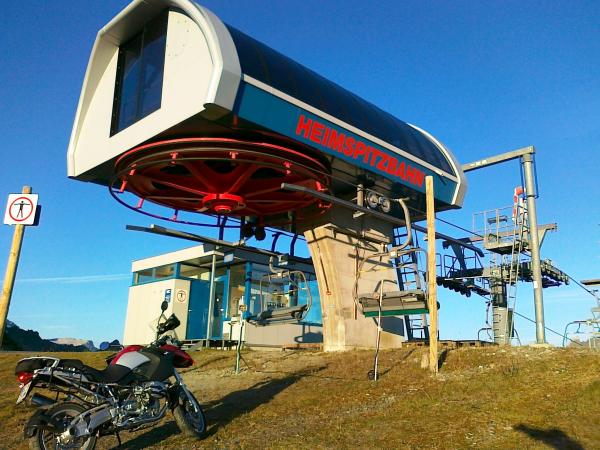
503;200;528;343
392;228;429;340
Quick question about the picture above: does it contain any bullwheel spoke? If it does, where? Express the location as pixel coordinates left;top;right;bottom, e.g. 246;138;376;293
133;174;210;197
180;160;221;193
225;164;259;193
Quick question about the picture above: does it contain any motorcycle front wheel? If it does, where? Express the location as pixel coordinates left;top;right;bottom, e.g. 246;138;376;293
173;390;207;438
29;402;96;450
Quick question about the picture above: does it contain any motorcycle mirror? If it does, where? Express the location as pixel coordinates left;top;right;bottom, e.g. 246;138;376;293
161;301;169;312
161;314;181;333
99;341;110;351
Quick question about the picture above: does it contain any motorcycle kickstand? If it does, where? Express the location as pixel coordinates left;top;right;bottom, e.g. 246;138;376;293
114;430;122;447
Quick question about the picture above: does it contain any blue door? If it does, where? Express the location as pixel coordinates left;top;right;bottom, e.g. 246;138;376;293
210;275;229;339
186;280;210;340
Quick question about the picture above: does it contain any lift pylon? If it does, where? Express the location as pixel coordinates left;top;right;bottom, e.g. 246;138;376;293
463;146;547;343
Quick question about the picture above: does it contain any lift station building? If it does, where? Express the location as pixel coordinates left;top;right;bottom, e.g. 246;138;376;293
123;244;322;348
68;0;467;351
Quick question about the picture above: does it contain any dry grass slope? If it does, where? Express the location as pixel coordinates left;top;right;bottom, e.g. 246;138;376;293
0;346;598;449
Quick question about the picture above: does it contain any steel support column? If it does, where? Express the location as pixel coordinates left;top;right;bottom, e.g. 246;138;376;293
521;152;546;343
205;251;218;345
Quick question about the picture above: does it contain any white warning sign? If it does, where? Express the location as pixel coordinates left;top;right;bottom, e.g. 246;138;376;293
3;194;39;225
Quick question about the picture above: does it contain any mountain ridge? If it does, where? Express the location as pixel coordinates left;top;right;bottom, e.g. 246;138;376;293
2;321;91;352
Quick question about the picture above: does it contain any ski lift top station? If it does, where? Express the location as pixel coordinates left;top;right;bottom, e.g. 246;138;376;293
68;0;481;351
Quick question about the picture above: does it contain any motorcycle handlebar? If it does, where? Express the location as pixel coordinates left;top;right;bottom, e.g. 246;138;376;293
151;334;182;349
153;335;169;347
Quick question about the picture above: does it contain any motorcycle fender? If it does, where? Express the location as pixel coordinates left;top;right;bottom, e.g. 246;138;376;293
167;384;181;409
23;409;56;439
168;384;200;414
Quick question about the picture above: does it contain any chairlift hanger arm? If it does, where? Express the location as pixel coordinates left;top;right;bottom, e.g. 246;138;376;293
125;224;279;257
280;183;484;257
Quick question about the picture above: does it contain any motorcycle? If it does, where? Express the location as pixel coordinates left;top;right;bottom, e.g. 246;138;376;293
14;302;206;449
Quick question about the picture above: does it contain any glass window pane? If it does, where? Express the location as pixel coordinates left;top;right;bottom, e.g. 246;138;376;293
258;44;300;100
112;11;167;135
135;268;153;284
289;64;325;111
179;263;209;279
225;27;265;82
226;24;454;173
249;263;270;315
117;36;142;131
154;264;174;279
140;14;167;117
227;264;246;318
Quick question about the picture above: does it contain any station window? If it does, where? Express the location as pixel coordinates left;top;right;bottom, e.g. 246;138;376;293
111;11;168;135
179;263;209;280
134;268;154;284
154;264;175;279
133;264;175;284
246;264;267;316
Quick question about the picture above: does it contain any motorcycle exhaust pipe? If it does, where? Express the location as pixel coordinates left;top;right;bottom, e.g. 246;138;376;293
31;393;56;407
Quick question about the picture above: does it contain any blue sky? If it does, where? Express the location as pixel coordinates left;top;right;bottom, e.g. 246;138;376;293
1;0;598;346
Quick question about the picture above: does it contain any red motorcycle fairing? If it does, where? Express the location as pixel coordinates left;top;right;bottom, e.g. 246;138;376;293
111;344;193;369
161;344;194;368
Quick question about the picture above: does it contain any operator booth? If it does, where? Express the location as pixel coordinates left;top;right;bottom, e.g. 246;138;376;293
123;244;322;348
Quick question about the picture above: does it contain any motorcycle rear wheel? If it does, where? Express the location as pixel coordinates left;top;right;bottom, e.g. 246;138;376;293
29;402;96;450
173;391;207;438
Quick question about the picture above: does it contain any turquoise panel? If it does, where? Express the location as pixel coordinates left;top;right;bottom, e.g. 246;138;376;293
235;82;458;205
300;279;322;325
186;280;210;340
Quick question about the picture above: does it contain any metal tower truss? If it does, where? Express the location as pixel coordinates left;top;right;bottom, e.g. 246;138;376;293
431;200;569;345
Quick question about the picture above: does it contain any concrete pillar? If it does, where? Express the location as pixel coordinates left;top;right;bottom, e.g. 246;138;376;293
303;210;405;351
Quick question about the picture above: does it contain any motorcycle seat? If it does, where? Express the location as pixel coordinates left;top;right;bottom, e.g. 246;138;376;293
59;359;130;383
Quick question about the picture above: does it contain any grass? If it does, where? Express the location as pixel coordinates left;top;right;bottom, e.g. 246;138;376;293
0;346;598;449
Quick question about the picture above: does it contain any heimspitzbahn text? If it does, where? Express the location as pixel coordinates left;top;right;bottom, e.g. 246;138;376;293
295;114;425;188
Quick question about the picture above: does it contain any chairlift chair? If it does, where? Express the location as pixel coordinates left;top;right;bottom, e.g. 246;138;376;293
357;289;429;317
248;257;313;326
352;238;434;381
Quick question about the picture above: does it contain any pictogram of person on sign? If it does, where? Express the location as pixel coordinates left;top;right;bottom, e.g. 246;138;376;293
15;200;26;218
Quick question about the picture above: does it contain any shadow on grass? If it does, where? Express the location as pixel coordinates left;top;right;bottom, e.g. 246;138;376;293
401;348;416;362
184;355;230;372
203;366;326;437
438;349;451;371
514;424;584;450
107;368;322;448
365;348;418;380
110;420;180;450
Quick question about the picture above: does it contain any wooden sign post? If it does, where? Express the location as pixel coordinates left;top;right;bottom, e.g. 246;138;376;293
426;176;439;374
0;186;33;349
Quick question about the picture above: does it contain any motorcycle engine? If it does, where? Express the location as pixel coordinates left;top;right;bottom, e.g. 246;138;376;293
118;381;168;428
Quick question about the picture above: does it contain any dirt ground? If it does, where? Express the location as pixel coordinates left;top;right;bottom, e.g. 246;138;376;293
1;346;598;449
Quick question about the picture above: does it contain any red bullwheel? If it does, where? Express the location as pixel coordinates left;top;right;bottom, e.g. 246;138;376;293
114;138;330;225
